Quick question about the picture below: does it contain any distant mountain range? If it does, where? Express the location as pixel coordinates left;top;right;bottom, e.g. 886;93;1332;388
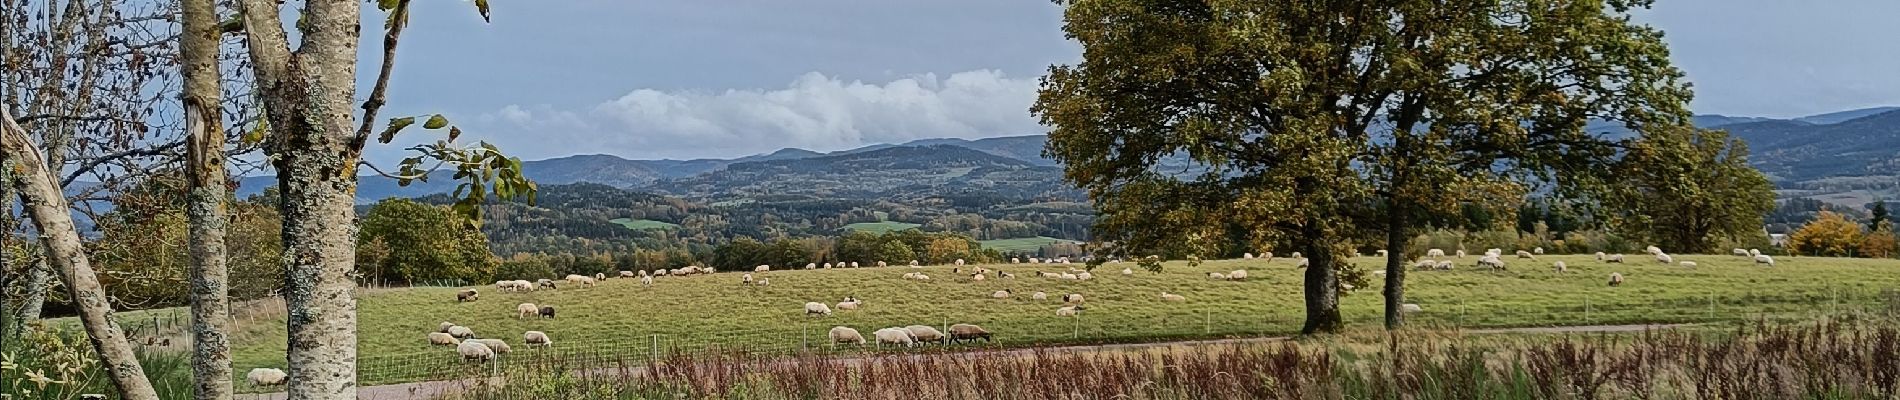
227;106;1900;205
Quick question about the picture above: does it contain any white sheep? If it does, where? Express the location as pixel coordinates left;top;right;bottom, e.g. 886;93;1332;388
639;270;650;277
1477;256;1505;270
755;265;770;273
1076;272;1093;281
1400;304;1423;313
1227;270;1248;281
1553;261;1567;273
640;275;654;286
1032;291;1048;300
823;262;833;269
806;263;818;270
992;289;1011;299
1516;250;1536;260
1755;254;1775;266
1208;272;1228;280
1749;249;1762;257
955;258;966;266
1436;260;1454;270
619;271;635;278
829;326;865;346
1596;251;1606;261
874;327;917;348
246;368;287;386
447;325;475;339
1533;247;1544;255
851;262;860;268
1160;292;1186;302
971;273;987;282
1060;272;1078;280
1055;306;1082;316
473;338;512;354
836;298;861;310
1413;259;1437;269
742;273;755;285
1291;251;1303;259
594;273;606;281
1655;253;1674;264
910;260;920;267
1012;257;1021;264
428;332;460;346
758;278;771;286
877;261;888;267
805;302;833;316
457;340;494;362
1680;261;1697;268
1606;254;1626;263
1427;249;1446;258
906;325;947;344
1062;293;1085;303
515;303;538;318
1262;252;1274;260
438;321;456;333
1121;267;1133;276
1608;272;1625;287
1455;249;1466;258
653;269;669;277
1000;271;1015;279
1646;245;1663;255
1732;248;1749;257
523;331;552;347
1244;252;1255;259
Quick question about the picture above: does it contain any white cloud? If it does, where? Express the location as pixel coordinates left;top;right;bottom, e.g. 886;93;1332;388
467;70;1043;160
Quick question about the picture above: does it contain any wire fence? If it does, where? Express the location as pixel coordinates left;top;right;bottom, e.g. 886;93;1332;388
340;284;1900;386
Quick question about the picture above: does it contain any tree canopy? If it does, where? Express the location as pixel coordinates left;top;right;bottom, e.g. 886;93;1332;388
1608;126;1776;253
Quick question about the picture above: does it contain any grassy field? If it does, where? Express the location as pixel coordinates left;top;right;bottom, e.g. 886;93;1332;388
189;254;1900;386
840;221;920;233
607;218;679;230
979;236;1074;253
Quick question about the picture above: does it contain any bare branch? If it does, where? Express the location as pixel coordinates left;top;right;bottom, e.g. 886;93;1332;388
353;0;411;152
60;138;187;188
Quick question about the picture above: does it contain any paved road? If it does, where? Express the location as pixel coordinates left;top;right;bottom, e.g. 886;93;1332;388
237;323;1692;400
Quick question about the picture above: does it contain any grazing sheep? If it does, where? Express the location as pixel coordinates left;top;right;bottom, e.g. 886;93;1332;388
539;306;556;319
1413;259;1437;269
1062;293;1085;303
948;324;992;343
1732;248;1749;257
1060;273;1079;280
515;303;538;318
755;265;770;273
1208;272;1228;280
1244;252;1255;259
805;302;833;316
1516;250;1536;260
655;269;670;276
447;325;476;339
1486;249;1502;257
823;262;833;269
1401;304;1423;313
1608;272;1625;287
456;289;479;303
1227;270;1248;281
640;275;654;286
837;298;861;310
1012;257;1021;264
757;278;771;286
1436;261;1454;270
742;273;755;285
874;327;917;348
1055;306;1083;317
999;271;1015;279
1477;256;1506;270
428;332;460;346
564;274;586;284
1646;246;1663;255
805;263;817;270
1553;261;1567;273
523;331;552;347
1606;254;1626;263
971;273;987;282
851;262;860;268
1655;253;1674;264
955;259;966;266
1749;249;1761;257
594;273;606;281
620;271;635;278
473;338;512;354
438;321;456;333
1291;252;1303;259
1262;252;1274;260
1160;292;1186;302
1534;247;1545;255
1076;272;1093;281
829;326;865;346
246;368;287;386
640;270;650;277
457;341;495;362
1121;268;1133;276
906;325;947;344
1755;254;1775;266
878;261;888;267
910;260;920;267
1029;257;1041;263
1596;252;1606;261
993;289;1011;299
1427;249;1446;258
1032;291;1048;300
1680;261;1697;268
1455;249;1467;258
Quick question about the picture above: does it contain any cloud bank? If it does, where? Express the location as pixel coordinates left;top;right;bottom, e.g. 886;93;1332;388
470;70;1044;160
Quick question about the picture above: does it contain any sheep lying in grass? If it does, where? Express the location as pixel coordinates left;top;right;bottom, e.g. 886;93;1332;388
1436;261;1454;270
1160;292;1186;302
1427;249;1446;258
948;324;992;343
992;290;1011;299
1000;271;1015;279
971;273;987;282
874;328;917;348
619;271;635;278
805;302;833;317
877;261;888;267
1646;246;1663;255
473;338;512;354
1032;291;1048;300
1755;254;1775;266
456;289;479;303
515;303;538;318
447;325;475;339
906;325;946;344
1291;252;1303;259
1680;261;1697;268
457;341;494;362
955;259;966;266
1655;253;1674;264
438;321;456;333
1413;259;1437;269
247;368;287;386
1227;270;1248;281
1401;304;1423;313
523;331;552;347
1605;254;1626;263
1208;272;1228;280
1516;250;1536;260
1060;272;1079;280
1055;306;1083;317
837;297;861;310
829;326;865;346
1062;293;1085;303
654;269;669;277
539;306;556;319
428;332;460;346
1608;272;1625;287
910;260;921;267
1477;256;1506;270
1732;248;1749;257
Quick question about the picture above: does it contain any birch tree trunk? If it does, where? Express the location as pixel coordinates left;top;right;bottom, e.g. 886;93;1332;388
181;0;233;397
235;0;364;397
1;108;160;400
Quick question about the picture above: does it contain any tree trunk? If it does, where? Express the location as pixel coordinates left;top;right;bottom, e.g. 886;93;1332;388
1382;201;1408;330
1;108;160;400
1299;225;1343;335
237;0;365;396
181;0;233;397
0;163;17;341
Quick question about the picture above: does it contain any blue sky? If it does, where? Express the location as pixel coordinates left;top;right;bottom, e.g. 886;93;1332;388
359;0;1900;164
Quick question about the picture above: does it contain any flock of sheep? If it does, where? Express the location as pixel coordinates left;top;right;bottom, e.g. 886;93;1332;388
1394;245;1778;291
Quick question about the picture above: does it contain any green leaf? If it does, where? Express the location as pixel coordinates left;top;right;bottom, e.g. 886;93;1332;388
243;118;269;144
378;0;400;11
448;126;462;142
424;114;449;129
379;116;416;143
474;0;491;22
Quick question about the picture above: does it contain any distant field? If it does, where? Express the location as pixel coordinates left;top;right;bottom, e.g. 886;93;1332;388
841;221;920;233
177;254;1900;387
980;236;1074;252
608;218;679;230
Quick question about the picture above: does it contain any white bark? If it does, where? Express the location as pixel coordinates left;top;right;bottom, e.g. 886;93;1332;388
182;0;233;397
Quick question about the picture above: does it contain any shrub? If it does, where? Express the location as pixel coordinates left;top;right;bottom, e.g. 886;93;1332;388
1789;210;1865;257
1862;223;1897;259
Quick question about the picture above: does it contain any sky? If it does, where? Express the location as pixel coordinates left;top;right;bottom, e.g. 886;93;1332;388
359;0;1900;165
